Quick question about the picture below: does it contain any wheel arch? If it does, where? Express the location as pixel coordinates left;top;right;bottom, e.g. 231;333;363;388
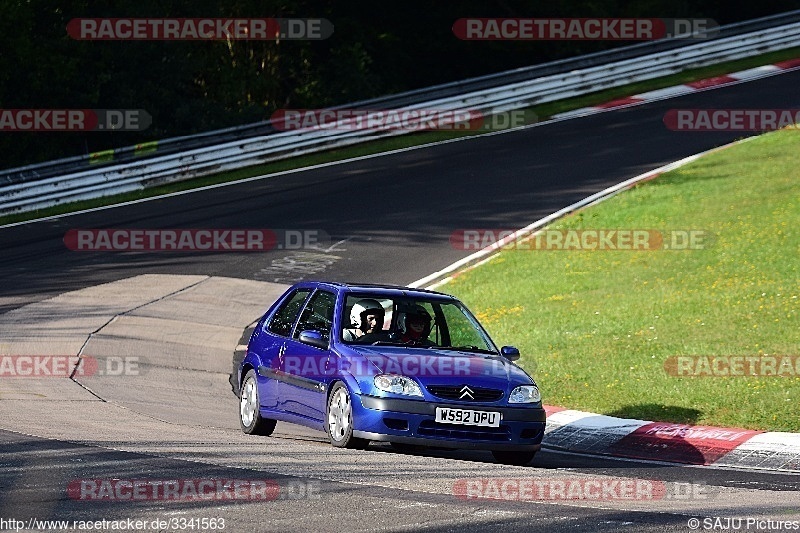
240;362;257;389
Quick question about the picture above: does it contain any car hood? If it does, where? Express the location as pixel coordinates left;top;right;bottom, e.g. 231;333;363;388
345;345;533;387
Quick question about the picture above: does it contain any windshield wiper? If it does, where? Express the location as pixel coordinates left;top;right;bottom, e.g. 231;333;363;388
440;345;498;355
369;340;438;348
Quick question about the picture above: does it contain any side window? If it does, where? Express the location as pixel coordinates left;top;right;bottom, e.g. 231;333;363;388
294;290;336;341
268;289;311;337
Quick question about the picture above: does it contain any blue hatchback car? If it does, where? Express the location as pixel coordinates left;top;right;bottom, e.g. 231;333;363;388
237;281;545;465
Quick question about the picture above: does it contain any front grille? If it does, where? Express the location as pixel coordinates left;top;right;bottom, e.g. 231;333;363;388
520;427;542;440
417;420;511;442
426;384;504;402
383;418;409;431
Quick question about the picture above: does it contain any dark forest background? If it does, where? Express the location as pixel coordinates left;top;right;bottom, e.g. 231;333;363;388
1;0;797;169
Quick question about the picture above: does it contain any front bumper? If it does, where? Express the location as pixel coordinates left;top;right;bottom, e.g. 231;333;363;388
353;394;546;451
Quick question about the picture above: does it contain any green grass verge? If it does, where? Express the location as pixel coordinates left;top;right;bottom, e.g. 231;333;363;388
441;129;800;431
2;46;799;227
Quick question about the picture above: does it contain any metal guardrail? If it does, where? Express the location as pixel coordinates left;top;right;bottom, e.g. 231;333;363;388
3;9;799;188
2;12;800;216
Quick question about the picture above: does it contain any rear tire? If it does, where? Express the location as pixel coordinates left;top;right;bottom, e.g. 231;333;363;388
239;370;277;436
491;450;536;466
326;382;369;449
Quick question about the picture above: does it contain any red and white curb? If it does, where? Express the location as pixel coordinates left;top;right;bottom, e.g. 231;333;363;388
552;57;800;119
543;406;800;471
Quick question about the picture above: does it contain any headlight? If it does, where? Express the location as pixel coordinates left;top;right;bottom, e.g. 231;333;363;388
509;385;541;404
374;374;423;397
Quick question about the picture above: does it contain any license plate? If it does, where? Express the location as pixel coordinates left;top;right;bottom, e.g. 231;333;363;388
435;407;500;427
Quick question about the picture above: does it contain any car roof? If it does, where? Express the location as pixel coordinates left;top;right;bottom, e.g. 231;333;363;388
293;281;456;301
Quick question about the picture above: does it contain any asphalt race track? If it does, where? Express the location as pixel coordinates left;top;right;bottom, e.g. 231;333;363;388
4;69;800;312
1;70;799;532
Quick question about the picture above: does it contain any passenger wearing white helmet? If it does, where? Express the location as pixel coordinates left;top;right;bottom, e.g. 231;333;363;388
343;298;387;342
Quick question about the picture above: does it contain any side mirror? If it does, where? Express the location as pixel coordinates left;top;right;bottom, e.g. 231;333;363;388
299;330;328;349
500;346;520;362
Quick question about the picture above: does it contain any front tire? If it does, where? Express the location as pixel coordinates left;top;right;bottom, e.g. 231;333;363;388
239;370;277;436
491;450;536;466
326;382;369;449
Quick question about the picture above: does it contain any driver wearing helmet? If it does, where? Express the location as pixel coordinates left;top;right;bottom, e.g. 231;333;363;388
396;304;435;346
344;299;389;342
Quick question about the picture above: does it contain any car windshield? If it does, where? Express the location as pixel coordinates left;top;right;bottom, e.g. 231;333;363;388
341;294;497;353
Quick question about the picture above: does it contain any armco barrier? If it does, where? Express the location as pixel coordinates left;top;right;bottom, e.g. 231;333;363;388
2;14;800;216
4;9;799;190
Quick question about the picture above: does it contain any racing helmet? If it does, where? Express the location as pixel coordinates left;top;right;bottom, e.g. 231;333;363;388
350;299;385;331
397;304;432;337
